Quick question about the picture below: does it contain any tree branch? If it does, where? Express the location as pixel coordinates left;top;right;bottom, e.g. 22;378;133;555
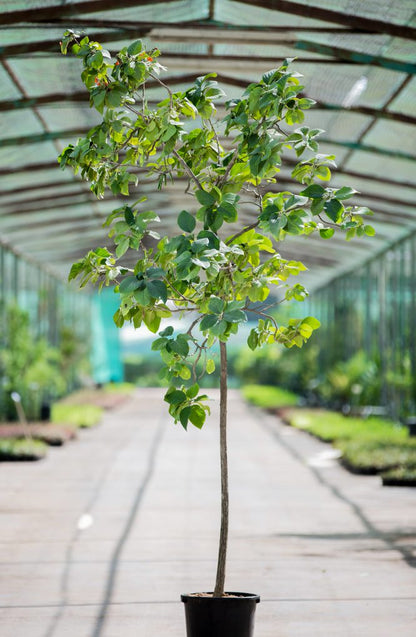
192;337;208;381
165;278;196;304
219;148;238;186
166;305;198;312
226;221;259;245
249;308;279;331
149;71;173;109
172;149;203;190
318;214;338;228
208;118;222;164
187;316;201;336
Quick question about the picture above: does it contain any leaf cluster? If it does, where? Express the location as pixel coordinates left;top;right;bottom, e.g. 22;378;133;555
59;33;375;429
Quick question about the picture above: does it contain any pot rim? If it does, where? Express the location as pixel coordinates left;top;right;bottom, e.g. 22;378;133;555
181;592;260;603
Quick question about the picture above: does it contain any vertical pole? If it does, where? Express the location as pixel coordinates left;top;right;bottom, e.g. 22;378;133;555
410;237;416;412
213;340;229;598
379;254;388;413
364;264;371;357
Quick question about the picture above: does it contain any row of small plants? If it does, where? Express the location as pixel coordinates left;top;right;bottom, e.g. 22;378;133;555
0;304;89;422
236;338;415;419
235;343;378;408
0;383;134;461
242;384;416;486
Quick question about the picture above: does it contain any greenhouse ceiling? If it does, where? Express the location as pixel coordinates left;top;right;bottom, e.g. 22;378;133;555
0;0;415;290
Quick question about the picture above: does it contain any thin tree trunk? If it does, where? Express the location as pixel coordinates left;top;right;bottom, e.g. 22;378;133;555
213;340;229;597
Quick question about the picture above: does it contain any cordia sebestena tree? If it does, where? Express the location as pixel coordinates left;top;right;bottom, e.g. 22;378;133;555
59;30;374;597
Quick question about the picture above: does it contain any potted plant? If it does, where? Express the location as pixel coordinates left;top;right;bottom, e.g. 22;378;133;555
59;30;374;636
0;304;67;422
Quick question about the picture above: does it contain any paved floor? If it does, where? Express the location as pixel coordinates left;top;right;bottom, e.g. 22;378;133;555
0;388;415;637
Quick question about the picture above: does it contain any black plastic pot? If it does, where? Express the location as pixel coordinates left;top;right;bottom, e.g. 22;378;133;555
40;402;51;421
181;592;260;637
405;418;416;437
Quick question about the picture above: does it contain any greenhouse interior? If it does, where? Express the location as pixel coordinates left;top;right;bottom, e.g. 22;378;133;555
0;2;415;637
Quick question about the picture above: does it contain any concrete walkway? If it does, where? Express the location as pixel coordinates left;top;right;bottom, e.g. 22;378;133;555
0;388;415;637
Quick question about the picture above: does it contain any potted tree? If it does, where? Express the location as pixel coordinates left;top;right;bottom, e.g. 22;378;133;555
59;31;374;636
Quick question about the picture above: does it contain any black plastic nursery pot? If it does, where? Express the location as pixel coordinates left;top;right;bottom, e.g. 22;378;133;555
181;592;260;637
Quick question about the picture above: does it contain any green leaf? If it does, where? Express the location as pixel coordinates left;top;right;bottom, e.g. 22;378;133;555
248;284;269;303
124;207;135;226
143;310;161;333
316;165;331;181
133;63;146;82
353;206;372;216
178;210;196;233
160;326;174;337
192;257;210;269
146;279;168;303
187;383;199;399
133;287;151;306
210;319;227;337
364;225;376;236
191;238;209;253
197;230;220;249
346;227;356;241
208;296;225;315
324;198;343;223
286;211;305;235
217;202;237;223
268;214;287;235
127;39;143;56
247;329;259;351
226;300;245;312
335;186;358;200
284;194;308;211
170;337;189;357
113;309;125;328
179;366;191;380
106;87;125;108
262;68;279;84
206;208;224;232
302;316;321;329
165;389;186;405
311;198;325;215
206;359;215;374
195;189;216;206
146;266;165;279
205;87;225;100
162;124;177;141
249;153;261;176
151;337;167;351
92;89;106;113
319;228;334;239
116;236;129;257
299;184;325;199
179;406;191;429
175;250;192;270
200;314;218;331
189;405;206;429
299;323;313;338
298;97;316;109
119;275;140;294
68;261;84;282
223;309;246;323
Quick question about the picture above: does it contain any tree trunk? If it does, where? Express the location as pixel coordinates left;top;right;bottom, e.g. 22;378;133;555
213;340;229;597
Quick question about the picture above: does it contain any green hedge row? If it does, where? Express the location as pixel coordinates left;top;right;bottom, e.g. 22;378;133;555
243;385;416;486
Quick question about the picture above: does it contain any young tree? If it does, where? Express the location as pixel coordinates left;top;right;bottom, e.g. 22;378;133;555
59;31;373;597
